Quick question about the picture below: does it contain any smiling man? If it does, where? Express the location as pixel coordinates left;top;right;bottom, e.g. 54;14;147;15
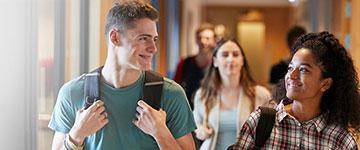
48;1;196;150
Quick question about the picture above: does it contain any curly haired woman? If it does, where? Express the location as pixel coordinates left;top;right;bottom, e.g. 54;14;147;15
193;39;271;150
230;32;360;149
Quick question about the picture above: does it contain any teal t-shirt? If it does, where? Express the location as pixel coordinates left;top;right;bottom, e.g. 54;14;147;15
48;72;196;150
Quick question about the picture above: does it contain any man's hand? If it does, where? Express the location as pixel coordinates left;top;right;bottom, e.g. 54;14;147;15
69;100;109;146
133;100;195;150
195;125;213;140
133;100;167;137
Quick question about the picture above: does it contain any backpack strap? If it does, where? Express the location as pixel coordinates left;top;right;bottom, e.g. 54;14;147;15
84;68;164;111
142;70;164;110
84;67;102;109
254;107;277;150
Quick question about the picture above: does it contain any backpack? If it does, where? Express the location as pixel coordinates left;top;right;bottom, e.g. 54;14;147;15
227;107;276;150
84;66;164;110
253;107;276;150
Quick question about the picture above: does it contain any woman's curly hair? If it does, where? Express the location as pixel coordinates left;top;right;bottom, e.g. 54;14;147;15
274;31;360;131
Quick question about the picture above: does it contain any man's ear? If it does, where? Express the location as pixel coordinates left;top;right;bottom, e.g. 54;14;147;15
109;29;121;46
320;78;333;92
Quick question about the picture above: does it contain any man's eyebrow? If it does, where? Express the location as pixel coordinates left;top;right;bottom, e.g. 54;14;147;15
137;34;152;37
137;34;158;38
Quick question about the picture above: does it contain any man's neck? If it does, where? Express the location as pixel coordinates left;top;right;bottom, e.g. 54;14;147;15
101;60;142;89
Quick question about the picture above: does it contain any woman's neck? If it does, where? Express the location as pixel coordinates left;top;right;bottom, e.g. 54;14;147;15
287;99;322;122
221;73;240;89
219;84;241;110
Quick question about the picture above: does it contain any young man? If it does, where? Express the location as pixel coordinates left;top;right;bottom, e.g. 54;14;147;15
173;23;216;109
48;1;196;150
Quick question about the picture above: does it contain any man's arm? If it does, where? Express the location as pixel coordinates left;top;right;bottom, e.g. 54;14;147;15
175;133;195;149
156;131;195;150
52;132;66;150
133;100;195;150
50;100;109;150
154;128;195;150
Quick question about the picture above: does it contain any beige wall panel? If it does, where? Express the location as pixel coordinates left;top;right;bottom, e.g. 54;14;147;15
204;6;290;86
100;0;114;65
351;0;360;78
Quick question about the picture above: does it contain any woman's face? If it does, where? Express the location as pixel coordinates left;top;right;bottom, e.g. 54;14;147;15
285;48;332;102
213;41;244;77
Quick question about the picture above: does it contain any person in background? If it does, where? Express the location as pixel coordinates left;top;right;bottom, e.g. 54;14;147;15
231;32;360;149
173;23;216;109
48;1;196;150
269;25;306;86
214;24;226;42
193;39;271;150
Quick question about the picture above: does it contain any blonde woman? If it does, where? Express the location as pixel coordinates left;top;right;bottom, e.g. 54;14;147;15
193;39;271;150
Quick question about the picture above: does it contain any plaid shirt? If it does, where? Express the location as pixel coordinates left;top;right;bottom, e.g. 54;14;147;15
231;101;358;150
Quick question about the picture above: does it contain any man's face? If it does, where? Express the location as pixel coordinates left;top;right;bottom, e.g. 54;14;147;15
196;29;215;53
115;18;158;70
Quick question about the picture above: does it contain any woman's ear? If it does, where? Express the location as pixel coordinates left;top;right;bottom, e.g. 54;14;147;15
109;29;121;46
213;57;218;67
320;78;333;92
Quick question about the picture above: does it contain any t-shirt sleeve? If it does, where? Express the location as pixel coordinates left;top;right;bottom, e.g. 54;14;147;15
48;82;78;134
162;80;197;139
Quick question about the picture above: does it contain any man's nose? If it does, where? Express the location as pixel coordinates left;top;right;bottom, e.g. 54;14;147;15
147;40;157;53
201;38;208;44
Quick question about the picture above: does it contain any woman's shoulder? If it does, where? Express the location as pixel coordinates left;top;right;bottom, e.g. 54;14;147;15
253;85;270;94
254;85;271;99
245;108;263;128
193;88;204;103
322;124;359;149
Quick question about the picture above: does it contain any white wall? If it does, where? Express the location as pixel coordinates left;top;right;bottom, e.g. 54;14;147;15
0;0;37;149
89;0;101;71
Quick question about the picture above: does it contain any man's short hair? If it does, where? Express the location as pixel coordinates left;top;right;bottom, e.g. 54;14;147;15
195;23;215;37
105;1;159;42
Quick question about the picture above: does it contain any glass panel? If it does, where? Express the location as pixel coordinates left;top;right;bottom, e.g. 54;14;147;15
37;0;55;149
37;0;83;149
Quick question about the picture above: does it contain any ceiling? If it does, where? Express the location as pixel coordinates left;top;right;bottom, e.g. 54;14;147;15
202;0;293;7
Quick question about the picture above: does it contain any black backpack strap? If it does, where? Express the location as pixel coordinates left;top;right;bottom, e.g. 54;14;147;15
142;70;164;110
254;107;277;150
84;67;103;109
